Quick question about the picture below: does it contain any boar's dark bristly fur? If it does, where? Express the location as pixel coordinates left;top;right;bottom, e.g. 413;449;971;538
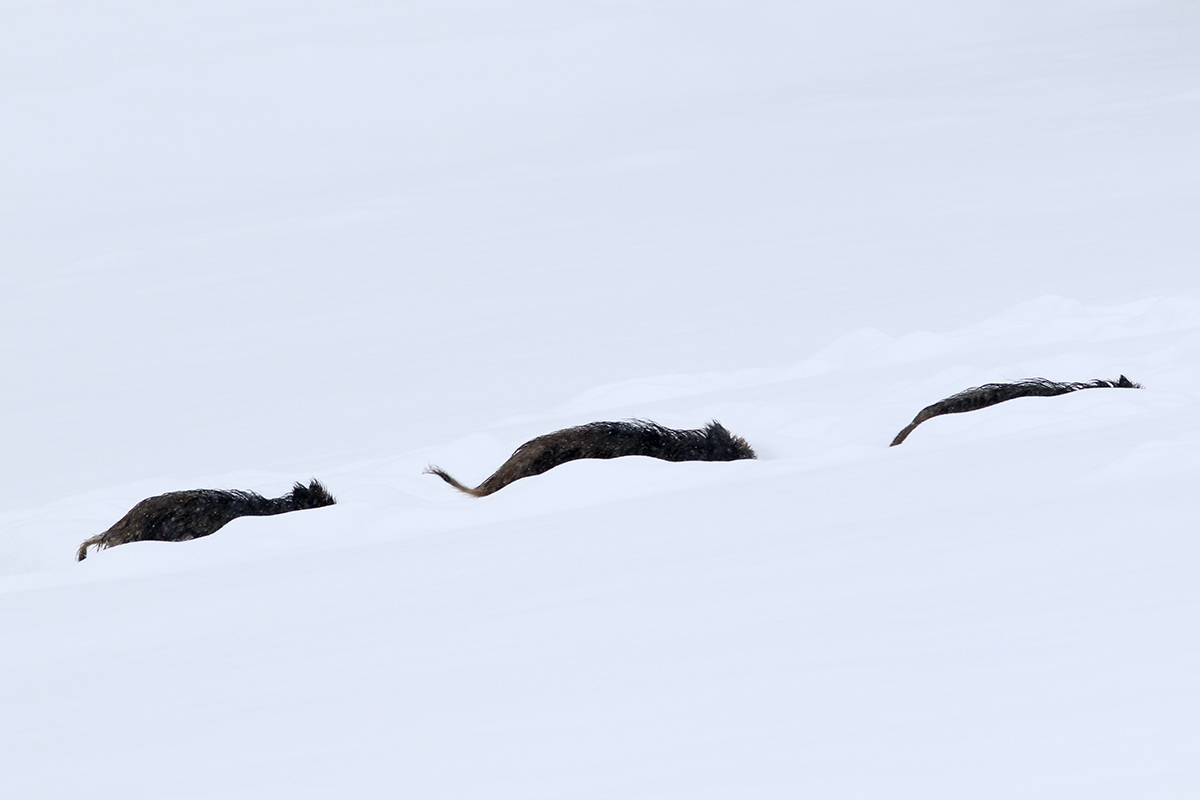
890;375;1141;446
425;419;756;497
76;479;336;561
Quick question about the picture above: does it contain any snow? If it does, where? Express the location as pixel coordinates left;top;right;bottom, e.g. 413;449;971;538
2;1;1199;797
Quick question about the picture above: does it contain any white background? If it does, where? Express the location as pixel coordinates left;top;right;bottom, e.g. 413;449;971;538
2;1;1198;796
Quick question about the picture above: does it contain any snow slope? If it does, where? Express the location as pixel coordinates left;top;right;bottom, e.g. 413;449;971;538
2;1;1199;797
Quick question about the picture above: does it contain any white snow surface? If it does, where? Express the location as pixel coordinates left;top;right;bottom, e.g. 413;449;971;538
3;1;1200;797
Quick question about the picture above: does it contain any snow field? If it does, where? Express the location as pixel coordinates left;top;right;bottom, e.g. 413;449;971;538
3;0;1200;796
